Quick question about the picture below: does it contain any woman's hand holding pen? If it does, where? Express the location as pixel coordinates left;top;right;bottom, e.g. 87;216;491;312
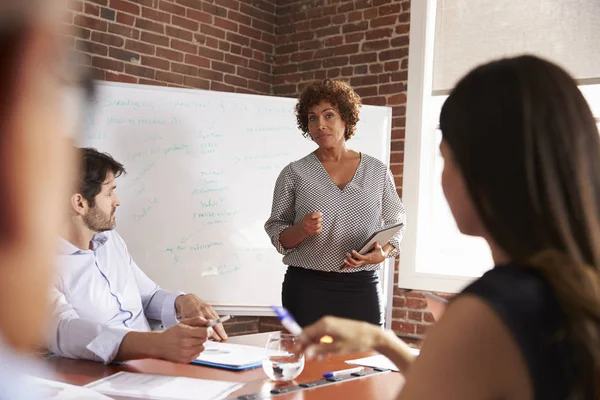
343;242;386;269
301;212;323;236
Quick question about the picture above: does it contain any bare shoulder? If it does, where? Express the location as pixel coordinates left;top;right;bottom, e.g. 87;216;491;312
397;295;532;400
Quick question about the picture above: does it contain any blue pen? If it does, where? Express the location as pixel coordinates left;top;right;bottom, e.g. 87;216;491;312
271;306;306;340
323;366;364;378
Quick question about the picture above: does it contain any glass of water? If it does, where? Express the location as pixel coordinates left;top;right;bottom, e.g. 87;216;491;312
262;332;305;381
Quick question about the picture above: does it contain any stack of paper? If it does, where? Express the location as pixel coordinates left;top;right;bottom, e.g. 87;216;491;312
192;341;286;371
85;371;243;400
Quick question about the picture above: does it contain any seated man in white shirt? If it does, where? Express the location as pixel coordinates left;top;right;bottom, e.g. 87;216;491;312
48;147;228;364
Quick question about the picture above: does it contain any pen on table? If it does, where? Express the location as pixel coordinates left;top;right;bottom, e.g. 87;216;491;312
206;315;231;328
323;366;365;378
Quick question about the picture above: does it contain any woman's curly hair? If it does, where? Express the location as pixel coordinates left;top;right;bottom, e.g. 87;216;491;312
295;79;362;141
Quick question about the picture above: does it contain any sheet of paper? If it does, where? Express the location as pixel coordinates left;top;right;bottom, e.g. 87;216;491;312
345;349;420;372
26;376;113;400
85;371;243;400
196;340;285;368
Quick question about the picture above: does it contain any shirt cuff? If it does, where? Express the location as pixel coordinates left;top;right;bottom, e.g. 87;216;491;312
157;290;185;329
272;225;294;255
85;327;129;364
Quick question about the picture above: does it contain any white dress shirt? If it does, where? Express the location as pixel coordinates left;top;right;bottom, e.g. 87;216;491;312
48;231;181;364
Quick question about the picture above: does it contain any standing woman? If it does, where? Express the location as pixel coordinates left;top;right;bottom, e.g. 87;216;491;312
265;79;406;327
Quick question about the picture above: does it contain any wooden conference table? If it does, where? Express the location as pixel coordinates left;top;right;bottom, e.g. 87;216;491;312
42;332;406;399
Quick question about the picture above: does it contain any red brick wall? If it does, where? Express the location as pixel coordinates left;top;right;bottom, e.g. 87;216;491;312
67;0;440;341
66;0;276;94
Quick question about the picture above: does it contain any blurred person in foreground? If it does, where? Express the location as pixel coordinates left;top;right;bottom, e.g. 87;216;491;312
0;1;82;399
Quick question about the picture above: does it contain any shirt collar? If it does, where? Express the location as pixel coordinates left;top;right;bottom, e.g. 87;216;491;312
58;232;109;255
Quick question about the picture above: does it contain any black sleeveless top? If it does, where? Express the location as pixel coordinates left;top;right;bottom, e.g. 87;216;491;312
460;264;584;400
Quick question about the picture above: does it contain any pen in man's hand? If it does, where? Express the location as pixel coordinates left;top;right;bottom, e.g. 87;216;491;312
206;315;231;328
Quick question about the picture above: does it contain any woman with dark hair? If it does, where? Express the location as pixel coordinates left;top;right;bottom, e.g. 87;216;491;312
265;79;406;327
299;55;600;400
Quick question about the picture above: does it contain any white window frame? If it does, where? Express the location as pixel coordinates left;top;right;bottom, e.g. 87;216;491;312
399;0;490;293
400;1;600;293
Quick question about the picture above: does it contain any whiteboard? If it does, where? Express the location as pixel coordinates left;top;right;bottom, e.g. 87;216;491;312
80;82;392;313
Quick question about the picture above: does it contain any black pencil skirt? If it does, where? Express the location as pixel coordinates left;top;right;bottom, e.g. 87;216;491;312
281;266;383;328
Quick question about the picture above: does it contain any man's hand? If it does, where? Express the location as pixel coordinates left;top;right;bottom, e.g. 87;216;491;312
175;294;228;340
154;317;212;363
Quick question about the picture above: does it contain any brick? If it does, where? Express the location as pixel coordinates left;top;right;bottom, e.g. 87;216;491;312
355;86;378;98
392;309;407;320
227;9;251;25
116;12;135;25
92;56;124;72
333;44;359;56
416;325;429;335
362;39;390;52
388;93;406;105
237;66;259;81
74;15;107;31
343;21;367;33
248;59;271;74
370;15;397;28
75;39;108;56
109;0;140;15
218;40;230;52
198;46;223;61
214;16;238;32
125;39;155;55
345;32;364;43
239;25;262;41
226;31;250;47
171;62;197;76
171;38;197;54
369;64;383;74
354;65;367;74
323;57;348;68
156;70;183;85
380;83;405;95
105;71;137;83
108;22;139;39
379;73;392;84
290;51;314;63
423;312;436;323
200;24;226;39
315;26;339;37
175;0;203;11
142;55;170;71
341;66;353;76
159;1;185;16
211;81;235;92
166;25;193;41
385;61;399;72
338;2;354;13
205;36;219;49
250;39;273;54
392;295;406;308
252;17;273;34
350;53;377;64
197;67;223;81
84;3;100;16
274;64;296;75
224;53;249;67
203;2;227;18
401;57;409;69
218;0;240;11
109;47;140;63
157;47;184;62
390;151;405;163
138;78;162;86
87;0;109;5
142;7;170;23
298;60;321;71
183;75;210;90
133;0;156;7
406;297;427;310
392;117;405;129
327;68;341;78
391;130;405;141
324;36;343;47
379;48;409;61
299;40;320;51
125;64;155;79
392;320;416;334
393;71;408;82
135;18;165;34
351;75;378;87
399;12;410;23
379;3;401;16
331;14;346;25
184;53;209;68
224;74;248;88
366;27;393;41
172;15;199;31
250;80;272;94
391;36;409;48
348;11;362;23
408;311;423;322
396;24;410;35
140;31;169;47
241;3;276;24
212;61;235;74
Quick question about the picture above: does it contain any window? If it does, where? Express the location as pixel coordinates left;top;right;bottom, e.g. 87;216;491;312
399;1;600;293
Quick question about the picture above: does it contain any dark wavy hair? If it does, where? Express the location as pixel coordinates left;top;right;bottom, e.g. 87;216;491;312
295;79;361;141
440;55;600;399
78;148;126;207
